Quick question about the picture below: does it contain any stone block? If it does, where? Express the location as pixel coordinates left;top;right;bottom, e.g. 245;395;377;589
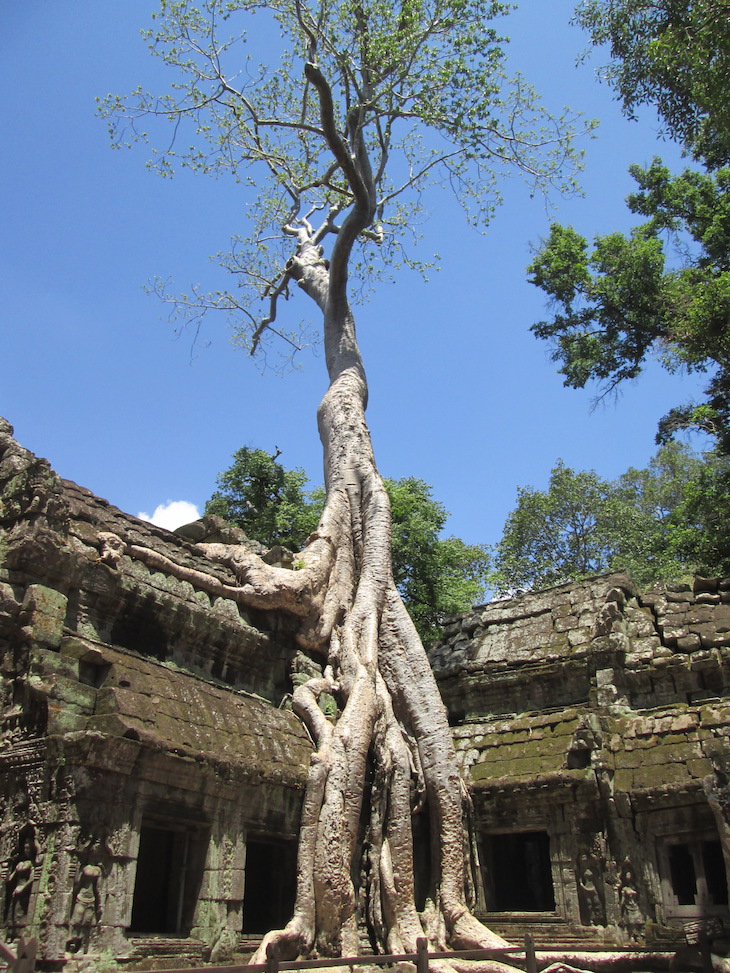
59;636;108;665
568;627;590;647
554;613;580;633
47;706;89;734
686;757;713;778
633;762;687;788
595;668;616;688
696;592;721;605
22;583;67;648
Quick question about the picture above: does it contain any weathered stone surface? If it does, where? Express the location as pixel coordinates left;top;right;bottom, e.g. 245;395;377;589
4;420;730;964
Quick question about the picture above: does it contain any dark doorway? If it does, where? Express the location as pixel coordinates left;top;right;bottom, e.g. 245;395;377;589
412;809;432;913
130;822;206;935
481;831;555;912
669;843;697;906
664;837;728;912
242;837;297;934
703;840;728;905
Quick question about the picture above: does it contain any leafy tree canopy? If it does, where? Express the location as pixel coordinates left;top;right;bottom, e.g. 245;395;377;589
528;1;730;453
575;0;730;167
492;442;730;594
206;449;489;639
528;159;730;451
205;446;324;549
99;0;588;365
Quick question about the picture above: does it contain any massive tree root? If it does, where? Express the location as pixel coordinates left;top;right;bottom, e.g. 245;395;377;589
126;233;515;968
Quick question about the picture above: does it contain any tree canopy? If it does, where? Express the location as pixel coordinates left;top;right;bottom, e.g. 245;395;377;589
528;1;730;454
206;446;323;549
575;0;730;168
206;448;489;639
527;160;730;449
492;442;730;594
100;0;586;362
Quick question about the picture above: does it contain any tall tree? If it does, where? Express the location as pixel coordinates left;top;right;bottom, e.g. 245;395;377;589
207;451;489;641
528;0;730;451
206;446;323;550
493;460;629;593
101;0;584;963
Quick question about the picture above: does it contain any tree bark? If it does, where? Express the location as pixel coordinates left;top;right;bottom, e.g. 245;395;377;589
239;219;516;967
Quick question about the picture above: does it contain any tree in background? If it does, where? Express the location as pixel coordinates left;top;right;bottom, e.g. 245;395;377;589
528;0;730;451
101;0;585;961
207;450;489;641
527;163;730;450
492;442;729;594
492;461;631;593
575;0;730;167
386;477;489;640
206;446;323;550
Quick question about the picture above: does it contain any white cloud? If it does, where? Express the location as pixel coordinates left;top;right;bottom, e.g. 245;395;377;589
138;500;201;531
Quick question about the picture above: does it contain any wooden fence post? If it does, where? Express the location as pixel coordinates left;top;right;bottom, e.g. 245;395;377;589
266;941;280;973
524;932;536;973
699;929;713;973
416;936;429;973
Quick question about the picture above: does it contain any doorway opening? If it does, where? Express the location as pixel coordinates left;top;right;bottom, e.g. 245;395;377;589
660;835;728;918
242;837;297;934
480;831;555;912
130;821;207;935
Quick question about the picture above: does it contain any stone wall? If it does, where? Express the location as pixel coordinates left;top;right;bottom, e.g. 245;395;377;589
0;419;312;965
429;574;730;947
3;416;730;966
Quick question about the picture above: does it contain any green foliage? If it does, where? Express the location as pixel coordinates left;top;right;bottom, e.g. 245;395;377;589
207;451;489;639
528;160;730;449
575;0;730;167
98;0;589;361
670;450;730;576
385;477;490;640
528;2;730;453
492;461;629;593
492;442;728;594
205;447;323;549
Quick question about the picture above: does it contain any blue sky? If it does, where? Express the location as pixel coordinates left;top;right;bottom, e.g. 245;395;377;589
2;1;706;545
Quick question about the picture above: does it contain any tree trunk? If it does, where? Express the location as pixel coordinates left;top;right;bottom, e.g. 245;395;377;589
237;235;512;966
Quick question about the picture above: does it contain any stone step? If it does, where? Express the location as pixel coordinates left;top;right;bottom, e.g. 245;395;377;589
125;935;207;965
479;913;614;950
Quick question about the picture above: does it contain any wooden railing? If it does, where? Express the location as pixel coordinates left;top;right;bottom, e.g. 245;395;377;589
150;934;538;973
0;935;37;973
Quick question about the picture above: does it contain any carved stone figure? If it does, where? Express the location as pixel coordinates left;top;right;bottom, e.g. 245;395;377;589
3;830;38;936
618;863;644;943
578;865;604;926
67;836;108;954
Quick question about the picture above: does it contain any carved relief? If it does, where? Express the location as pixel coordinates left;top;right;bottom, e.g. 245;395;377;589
66;835;110;954
3;825;39;938
577;855;606;927
618;859;644;943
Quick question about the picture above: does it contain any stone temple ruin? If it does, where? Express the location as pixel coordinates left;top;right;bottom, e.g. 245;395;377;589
1;415;730;968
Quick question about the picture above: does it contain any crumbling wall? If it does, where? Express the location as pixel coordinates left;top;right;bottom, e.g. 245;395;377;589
0;419;313;964
430;574;730;946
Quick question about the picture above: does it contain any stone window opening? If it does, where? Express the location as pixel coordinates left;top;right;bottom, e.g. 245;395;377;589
659;835;728;918
129;819;208;936
479;831;555;913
